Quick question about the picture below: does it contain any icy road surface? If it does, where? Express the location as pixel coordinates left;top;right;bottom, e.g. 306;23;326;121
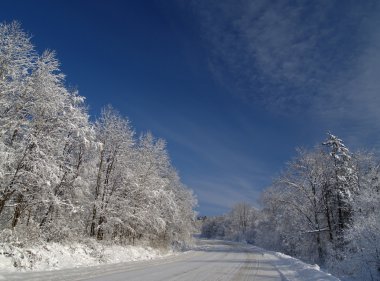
1;240;339;281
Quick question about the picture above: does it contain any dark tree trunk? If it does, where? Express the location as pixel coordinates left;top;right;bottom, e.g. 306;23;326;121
90;205;97;237
11;193;24;228
97;215;106;240
40;204;54;227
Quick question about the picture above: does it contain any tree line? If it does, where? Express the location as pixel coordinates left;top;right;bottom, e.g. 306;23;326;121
0;21;196;248
202;133;380;280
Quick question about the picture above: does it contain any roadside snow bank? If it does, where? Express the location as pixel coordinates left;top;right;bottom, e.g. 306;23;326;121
273;251;340;280
247;245;340;281
0;241;171;272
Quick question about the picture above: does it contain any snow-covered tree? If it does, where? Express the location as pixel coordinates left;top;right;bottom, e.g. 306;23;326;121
0;21;37;219
256;148;333;263
322;133;357;249
255;133;380;280
0;22;196;250
334;152;380;280
89;105;134;240
200;202;258;243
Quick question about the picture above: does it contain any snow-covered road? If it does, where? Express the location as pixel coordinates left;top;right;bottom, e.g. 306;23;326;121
1;240;339;281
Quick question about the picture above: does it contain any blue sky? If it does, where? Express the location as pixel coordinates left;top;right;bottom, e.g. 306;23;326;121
2;0;380;215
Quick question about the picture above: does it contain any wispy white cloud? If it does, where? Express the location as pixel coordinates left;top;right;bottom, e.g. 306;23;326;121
142;0;380;213
148;115;273;213
151;115;270;175
316;14;380;146
193;1;331;106
190;0;380;137
189;176;263;214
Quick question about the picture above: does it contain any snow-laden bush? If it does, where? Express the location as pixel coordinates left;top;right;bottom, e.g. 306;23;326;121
0;228;43;270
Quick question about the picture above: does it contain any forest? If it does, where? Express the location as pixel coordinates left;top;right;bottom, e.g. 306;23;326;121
0;21;196;258
202;133;380;280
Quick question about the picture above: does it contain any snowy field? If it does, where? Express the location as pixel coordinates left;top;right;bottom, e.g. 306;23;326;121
1;239;339;281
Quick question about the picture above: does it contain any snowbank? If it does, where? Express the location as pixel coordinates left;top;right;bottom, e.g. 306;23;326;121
272;251;340;281
0;240;171;272
245;245;340;281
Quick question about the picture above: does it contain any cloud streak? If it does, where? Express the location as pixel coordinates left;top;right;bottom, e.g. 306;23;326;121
317;13;380;146
187;0;380;147
189;176;264;214
190;0;380;132
148;115;274;214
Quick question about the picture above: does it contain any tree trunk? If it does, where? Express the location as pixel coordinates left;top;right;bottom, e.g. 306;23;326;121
11;193;24;228
0;190;16;216
312;183;324;264
40;203;54;227
324;191;334;243
90;204;97;237
97;215;106;240
90;148;105;237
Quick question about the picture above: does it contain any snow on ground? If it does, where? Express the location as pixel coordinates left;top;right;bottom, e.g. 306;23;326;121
0;239;339;281
272;251;339;280
246;244;340;281
0;240;172;273
190;239;339;281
